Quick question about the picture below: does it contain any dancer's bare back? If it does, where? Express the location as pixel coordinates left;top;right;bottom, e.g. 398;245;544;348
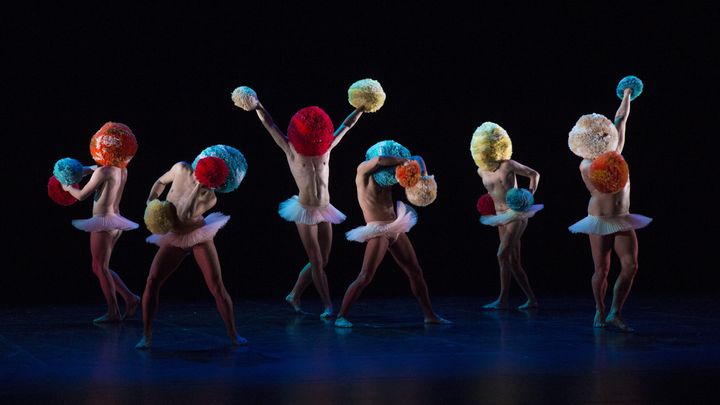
148;162;217;231
63;165;128;216
477;160;540;211
355;157;408;223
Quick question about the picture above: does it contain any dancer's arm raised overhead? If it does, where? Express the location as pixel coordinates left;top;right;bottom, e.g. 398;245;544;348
330;107;364;150
357;156;407;176
255;102;291;155
614;88;632;154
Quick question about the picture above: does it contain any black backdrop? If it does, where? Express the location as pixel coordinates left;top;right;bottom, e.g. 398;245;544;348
3;2;717;307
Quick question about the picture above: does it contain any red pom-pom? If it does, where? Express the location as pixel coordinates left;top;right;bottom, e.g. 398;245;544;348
287;106;335;156
476;193;496;216
396;160;422;188
48;175;79;206
90;122;138;168
589;151;629;194
195;156;229;189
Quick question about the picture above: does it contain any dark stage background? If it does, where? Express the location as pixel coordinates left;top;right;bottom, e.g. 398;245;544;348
3;3;717;307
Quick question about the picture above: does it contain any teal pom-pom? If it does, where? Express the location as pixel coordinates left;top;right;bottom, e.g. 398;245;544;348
616;75;643;100
365;140;411;186
53;158;83;185
192;145;248;193
506;188;534;212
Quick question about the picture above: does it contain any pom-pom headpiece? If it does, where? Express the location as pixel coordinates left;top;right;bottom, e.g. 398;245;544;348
406;175;437;207
476;193;496;216
589;151;629;193
144;199;179;235
89;122;138;168
47;175;79;206
194;157;230;189
192;145;247;193
568;113;618;159
348;79;386;112
231;86;259;111
616;75;643;101
365;140;411;187
470;122;512;171
53;158;83;185
287;106;335;156
506;188;534;212
395;160;422;188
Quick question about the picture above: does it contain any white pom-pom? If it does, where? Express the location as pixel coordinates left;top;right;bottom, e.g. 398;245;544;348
348;79;386;112
231;86;259;111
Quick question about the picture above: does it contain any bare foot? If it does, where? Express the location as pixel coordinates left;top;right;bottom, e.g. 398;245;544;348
593;310;606;328
606;313;635;333
124;295;141;320
425;315;452;325
320;308;334;320
334;316;352;328
231;334;248;346
285;293;302;313
482;299;509;310
93;313;122;324
518;299;538;310
135;336;152;350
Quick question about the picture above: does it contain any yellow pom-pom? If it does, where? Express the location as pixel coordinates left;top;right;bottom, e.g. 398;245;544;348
348;79;386;112
144;199;178;235
406;175;437;207
470;122;513;171
231;86;259;111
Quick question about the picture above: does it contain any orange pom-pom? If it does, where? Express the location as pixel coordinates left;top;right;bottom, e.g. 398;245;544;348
589;151;629;193
395;160;421;188
89;122;138;168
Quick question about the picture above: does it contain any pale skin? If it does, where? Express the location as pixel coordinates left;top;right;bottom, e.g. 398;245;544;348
477;159;540;310
135;162;244;349
254;101;364;318
63;165;140;323
579;88;637;332
334;156;450;327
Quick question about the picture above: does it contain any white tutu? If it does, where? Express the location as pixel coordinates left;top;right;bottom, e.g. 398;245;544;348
569;213;652;235
346;202;417;243
480;204;544;227
146;213;230;249
278;195;346;225
72;213;139;232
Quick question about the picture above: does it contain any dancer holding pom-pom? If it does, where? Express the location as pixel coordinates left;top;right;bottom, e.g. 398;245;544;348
136;145;248;349
568;76;651;332
470;122;542;310
56;123;141;323
232;80;380;319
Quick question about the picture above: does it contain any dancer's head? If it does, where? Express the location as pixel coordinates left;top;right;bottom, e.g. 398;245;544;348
568;113;618;159
90;122;138;167
192;145;247;193
470;122;512;171
365;140;411;187
287;106;335;156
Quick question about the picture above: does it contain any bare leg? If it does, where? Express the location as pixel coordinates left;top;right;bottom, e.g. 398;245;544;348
483;226;512;310
389;234;450;324
286;222;333;312
296;223;333;318
193;240;246;346
589;234;614;328
135;246;187;350
90;230;122;323
335;237;389;327
606;230;638;332
104;230;141;319
505;220;538;310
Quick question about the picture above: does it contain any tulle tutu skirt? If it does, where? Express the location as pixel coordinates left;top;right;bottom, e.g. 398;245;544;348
278;195;346;225
480;204;544;227
72;213;139;232
568;213;652;235
346;202;417;243
146;213;230;249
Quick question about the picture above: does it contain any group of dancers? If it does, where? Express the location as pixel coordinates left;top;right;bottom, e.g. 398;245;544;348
48;76;651;349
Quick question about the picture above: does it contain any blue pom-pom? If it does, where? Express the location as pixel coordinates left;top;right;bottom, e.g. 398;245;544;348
192;145;248;193
506;188;534;212
365;140;411;186
53;158;84;185
616;75;643;100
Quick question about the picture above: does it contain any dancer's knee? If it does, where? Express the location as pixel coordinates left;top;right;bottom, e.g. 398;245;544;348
593;262;610;276
620;258;638;277
355;270;374;287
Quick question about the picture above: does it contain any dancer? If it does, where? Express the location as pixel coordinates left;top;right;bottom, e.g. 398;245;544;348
335;140;449;327
60;122;141;323
470;122;542;310
568;76;651;332
136;145;247;349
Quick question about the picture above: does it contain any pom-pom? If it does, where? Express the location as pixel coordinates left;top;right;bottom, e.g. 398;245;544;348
568;113;618;159
616;75;643;101
144;199;179;235
47;175;79;206
53;158;83;185
192;145;248;193
506;188;534;212
194;156;230;189
395;160;422;188
348;78;386;112
476;193;496;216
406;175;437;207
90;122;138;168
231;86;259;111
470;122;512;171
589;151;629;193
365;140;411;187
287;106;335;156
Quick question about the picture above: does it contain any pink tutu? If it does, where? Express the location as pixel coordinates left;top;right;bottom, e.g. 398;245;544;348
278;195;346;225
480;204;544;227
146;213;230;249
569;213;652;235
346;202;417;243
72;213;139;232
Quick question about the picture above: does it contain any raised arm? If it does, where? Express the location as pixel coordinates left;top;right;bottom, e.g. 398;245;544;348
330;108;364;150
614;88;632;154
357;156;407;176
410;155;428;175
62;166;109;201
146;163;180;204
508;160;540;194
255;102;290;155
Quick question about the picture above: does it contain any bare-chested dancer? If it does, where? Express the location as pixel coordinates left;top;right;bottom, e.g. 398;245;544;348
335;143;449;328
471;122;542;311
62;122;140;323
568;85;651;332
250;99;364;318
136;146;247;349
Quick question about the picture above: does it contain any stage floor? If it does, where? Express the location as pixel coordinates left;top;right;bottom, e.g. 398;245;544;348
1;295;718;404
